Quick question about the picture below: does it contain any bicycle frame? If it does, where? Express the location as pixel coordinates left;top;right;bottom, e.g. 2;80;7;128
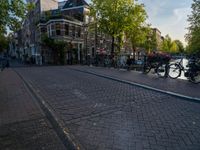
172;58;188;76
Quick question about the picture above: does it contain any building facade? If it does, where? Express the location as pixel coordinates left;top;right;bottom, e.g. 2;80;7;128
152;28;164;51
13;0;88;64
12;0;164;65
12;0;125;65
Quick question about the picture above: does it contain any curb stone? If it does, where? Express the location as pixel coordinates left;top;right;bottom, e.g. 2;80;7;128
70;68;200;104
14;69;84;150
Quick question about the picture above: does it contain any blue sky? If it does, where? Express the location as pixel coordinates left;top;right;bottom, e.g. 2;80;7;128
137;0;193;45
59;0;193;45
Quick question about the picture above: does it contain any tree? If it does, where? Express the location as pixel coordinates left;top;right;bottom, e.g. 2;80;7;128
185;0;200;55
161;35;172;53
0;34;9;52
145;29;158;53
170;41;179;54
42;35;67;65
174;40;185;53
90;0;135;57
125;3;149;58
55;41;68;65
161;35;178;53
0;0;34;34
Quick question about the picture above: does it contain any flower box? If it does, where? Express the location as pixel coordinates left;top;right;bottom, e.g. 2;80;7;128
147;52;171;63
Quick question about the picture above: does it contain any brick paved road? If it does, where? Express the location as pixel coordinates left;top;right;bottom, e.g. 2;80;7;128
15;66;200;150
0;69;66;150
70;66;200;98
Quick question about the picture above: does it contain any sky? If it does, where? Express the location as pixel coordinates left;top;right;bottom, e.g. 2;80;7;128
59;0;193;46
137;0;193;46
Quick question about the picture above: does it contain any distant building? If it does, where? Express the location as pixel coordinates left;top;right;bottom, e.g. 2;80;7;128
152;28;164;51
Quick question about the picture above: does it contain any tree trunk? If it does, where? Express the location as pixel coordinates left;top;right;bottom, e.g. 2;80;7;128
111;36;115;58
95;22;98;58
110;36;115;67
132;46;136;60
117;36;123;55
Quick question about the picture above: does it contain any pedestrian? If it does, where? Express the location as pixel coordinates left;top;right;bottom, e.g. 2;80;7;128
126;56;131;71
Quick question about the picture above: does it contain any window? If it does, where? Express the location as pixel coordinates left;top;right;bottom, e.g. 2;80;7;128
85;15;89;23
51;24;55;30
52;31;56;36
65;24;69;35
40;27;46;33
77;27;81;38
55;23;61;36
72;26;75;37
47;26;50;37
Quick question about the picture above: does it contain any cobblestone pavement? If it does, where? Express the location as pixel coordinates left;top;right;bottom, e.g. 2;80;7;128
15;66;200;150
70;65;200;98
0;69;66;150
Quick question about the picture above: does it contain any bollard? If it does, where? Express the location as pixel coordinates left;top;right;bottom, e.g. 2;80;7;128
143;55;147;73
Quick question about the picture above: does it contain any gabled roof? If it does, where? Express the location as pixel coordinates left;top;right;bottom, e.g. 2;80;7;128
62;0;89;9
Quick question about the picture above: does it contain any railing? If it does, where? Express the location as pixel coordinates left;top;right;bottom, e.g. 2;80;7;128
90;55;145;71
89;54;173;74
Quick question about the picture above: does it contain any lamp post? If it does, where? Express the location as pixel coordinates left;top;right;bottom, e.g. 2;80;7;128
100;39;103;48
84;25;88;65
147;35;151;54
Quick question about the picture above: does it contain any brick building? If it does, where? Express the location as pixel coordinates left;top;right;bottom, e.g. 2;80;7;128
12;0;123;65
152;28;164;51
14;0;88;64
13;0;164;65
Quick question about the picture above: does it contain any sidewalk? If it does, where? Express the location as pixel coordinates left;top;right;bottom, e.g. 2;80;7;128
70;65;200;99
9;59;29;68
0;69;66;150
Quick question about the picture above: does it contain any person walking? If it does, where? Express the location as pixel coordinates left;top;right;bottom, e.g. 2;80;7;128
126;56;131;71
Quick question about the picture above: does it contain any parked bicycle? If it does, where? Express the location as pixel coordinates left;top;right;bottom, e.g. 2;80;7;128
143;61;168;77
103;58;112;67
168;57;200;83
143;52;170;77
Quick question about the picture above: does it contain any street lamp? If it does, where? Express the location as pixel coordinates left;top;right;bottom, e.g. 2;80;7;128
84;24;88;65
100;39;103;49
147;35;151;54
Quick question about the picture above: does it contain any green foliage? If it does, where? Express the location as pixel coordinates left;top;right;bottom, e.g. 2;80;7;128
125;4;149;53
161;35;179;54
0;0;34;34
185;0;200;55
161;35;171;53
145;29;158;52
56;41;67;65
90;0;149;56
174;40;185;53
170;41;179;53
91;0;140;55
41;35;54;49
42;35;67;65
0;34;9;52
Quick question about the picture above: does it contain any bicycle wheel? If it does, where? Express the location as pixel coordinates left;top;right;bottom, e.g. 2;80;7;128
143;63;151;74
156;63;167;77
189;72;200;84
168;63;181;79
